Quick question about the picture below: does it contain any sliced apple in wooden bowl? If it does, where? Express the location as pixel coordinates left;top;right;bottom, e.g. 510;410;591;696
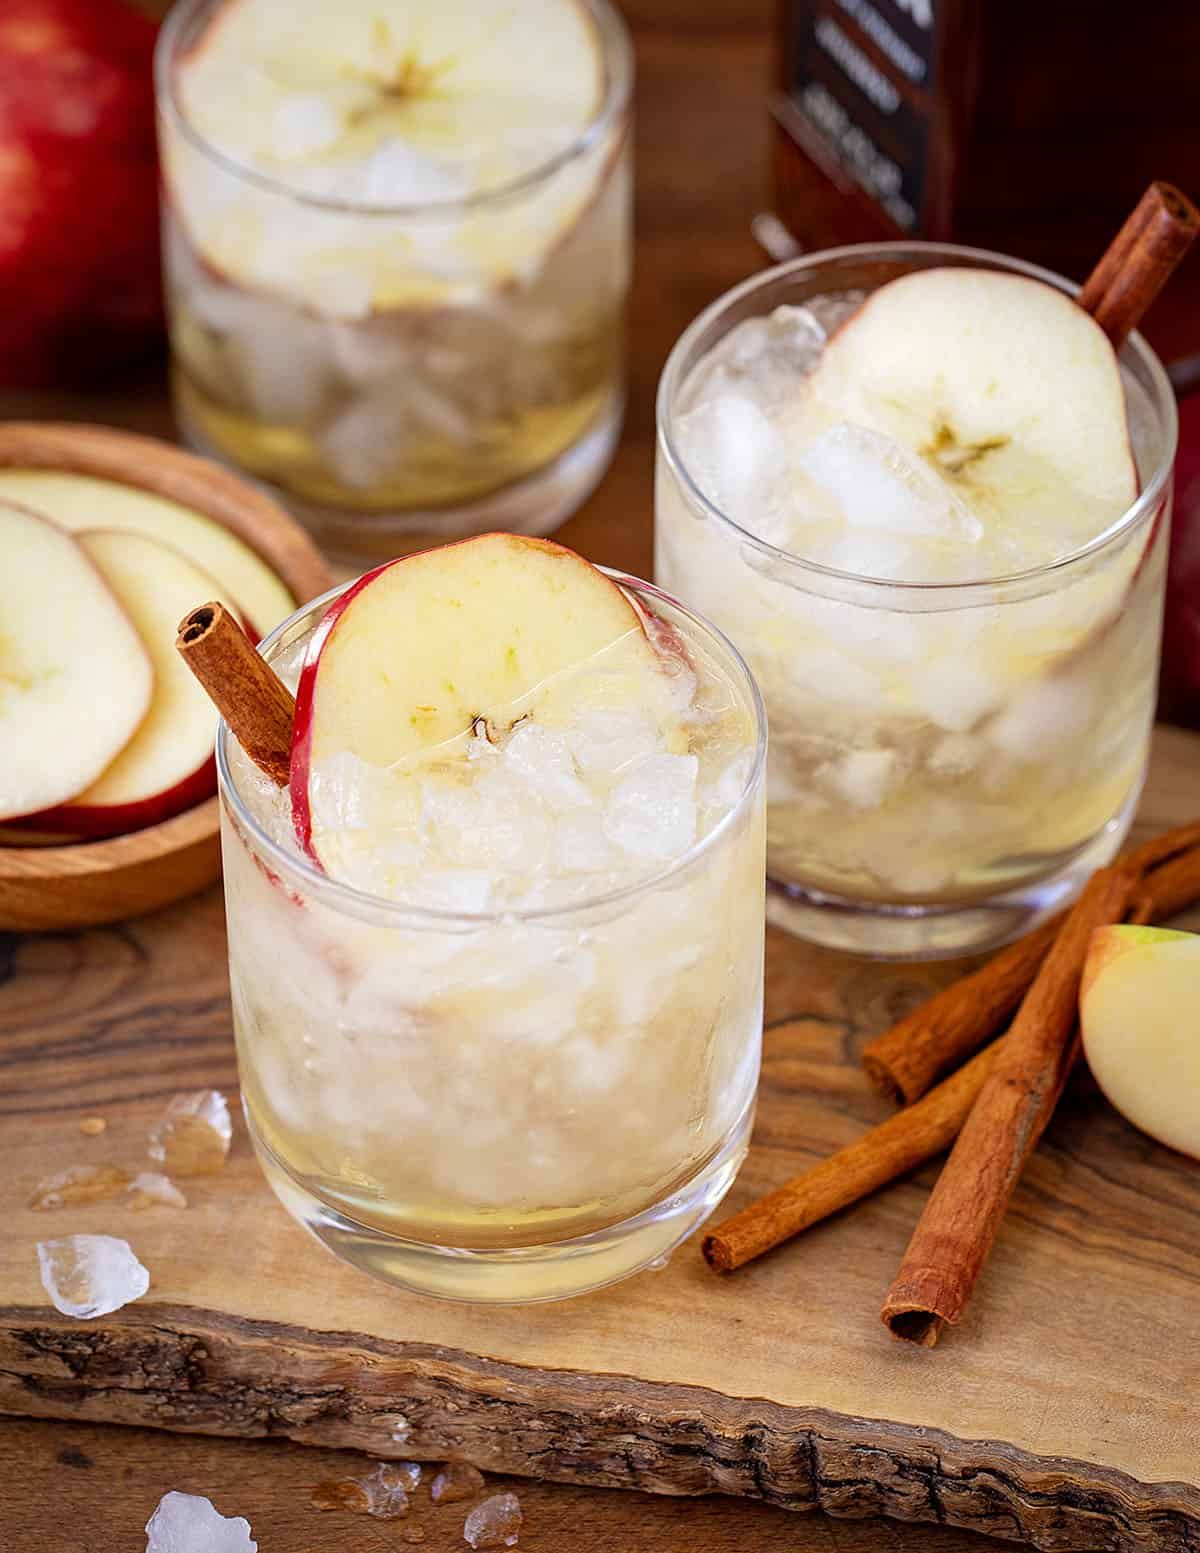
6;531;242;842
0;420;331;932
0;501;153;824
290;532;684;874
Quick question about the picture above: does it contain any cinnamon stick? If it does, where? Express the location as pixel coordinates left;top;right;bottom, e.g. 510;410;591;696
880;865;1132;1347
177;602;295;787
1130;844;1200;925
702;1041;1001;1274
860;820;1200;1105
1077;181;1199;348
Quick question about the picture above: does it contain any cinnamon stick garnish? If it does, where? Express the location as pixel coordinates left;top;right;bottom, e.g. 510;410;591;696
177;602;294;786
880;865;1132;1347
702;1041;1001;1274
1077;181;1199;348
1130;843;1200;925
860;820;1200;1105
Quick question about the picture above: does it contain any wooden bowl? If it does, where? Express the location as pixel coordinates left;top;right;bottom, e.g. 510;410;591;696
0;422;332;932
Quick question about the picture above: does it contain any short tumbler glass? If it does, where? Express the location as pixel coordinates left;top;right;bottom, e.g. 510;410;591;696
656;245;1176;959
217;577;766;1303
156;0;632;563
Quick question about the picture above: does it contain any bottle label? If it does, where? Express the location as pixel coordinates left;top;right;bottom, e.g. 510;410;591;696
774;0;938;233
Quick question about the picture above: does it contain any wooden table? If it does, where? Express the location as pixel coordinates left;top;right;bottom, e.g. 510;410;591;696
2;4;1194;1549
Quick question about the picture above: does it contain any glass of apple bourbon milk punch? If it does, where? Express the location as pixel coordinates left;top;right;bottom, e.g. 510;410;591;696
183;535;765;1302
656;226;1180;959
155;0;631;563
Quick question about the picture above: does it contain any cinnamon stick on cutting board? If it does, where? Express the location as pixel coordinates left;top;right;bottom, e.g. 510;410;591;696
880;864;1132;1347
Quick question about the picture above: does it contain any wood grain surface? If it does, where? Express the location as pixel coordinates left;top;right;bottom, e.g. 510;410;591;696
2;4;1198;1551
1;727;1198;1553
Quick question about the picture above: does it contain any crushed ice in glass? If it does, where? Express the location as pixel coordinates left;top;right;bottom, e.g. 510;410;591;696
29;1164;129;1210
431;1461;485;1504
464;1492;523;1548
145;1490;257;1552
148;1091;232;1176
126;1172;188;1211
38;1235;149;1319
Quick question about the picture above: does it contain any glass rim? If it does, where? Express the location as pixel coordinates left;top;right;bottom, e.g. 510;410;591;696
216;568;767;930
155;0;633;220
656;240;1179;602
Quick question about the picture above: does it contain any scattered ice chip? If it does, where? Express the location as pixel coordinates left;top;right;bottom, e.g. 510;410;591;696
311;1462;412;1518
38;1235;149;1319
464;1492;523;1548
823;748;899;809
501;724;590;811
145;1491;256;1552
402;1530;427;1545
79;1117;107;1136
126;1172;188;1211
148;1091;232;1177
431;1462;486;1505
29;1164;129;1210
604;753;698;862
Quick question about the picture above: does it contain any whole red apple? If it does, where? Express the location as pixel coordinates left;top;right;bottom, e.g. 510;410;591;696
0;0;161;387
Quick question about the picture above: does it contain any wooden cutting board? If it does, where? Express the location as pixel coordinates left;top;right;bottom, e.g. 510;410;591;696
2;725;1198;1553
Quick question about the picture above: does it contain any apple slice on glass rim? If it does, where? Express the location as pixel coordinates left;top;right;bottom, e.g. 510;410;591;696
9;530;247;841
0;501;152;824
290;533;687;872
170;0;611;311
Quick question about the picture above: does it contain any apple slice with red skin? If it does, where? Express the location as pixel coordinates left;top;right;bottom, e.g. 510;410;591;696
290;533;681;866
0;501;152;823
8;529;246;840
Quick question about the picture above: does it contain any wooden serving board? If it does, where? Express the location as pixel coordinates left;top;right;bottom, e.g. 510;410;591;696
2;726;1198;1553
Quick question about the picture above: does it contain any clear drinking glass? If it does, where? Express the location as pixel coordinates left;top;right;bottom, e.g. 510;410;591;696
155;0;632;563
656;245;1176;959
217;576;766;1303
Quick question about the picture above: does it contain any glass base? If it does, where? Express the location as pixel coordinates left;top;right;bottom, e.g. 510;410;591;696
178;394;623;567
766;794;1139;961
248;1100;753;1305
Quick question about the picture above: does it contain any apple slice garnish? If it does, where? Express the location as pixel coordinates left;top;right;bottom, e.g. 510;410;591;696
788;266;1138;543
0;501;152;823
11;530;243;840
291;533;681;867
1080;924;1200;1158
0;469;294;636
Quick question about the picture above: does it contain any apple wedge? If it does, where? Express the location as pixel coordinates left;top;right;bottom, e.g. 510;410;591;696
291;533;680;864
1080;924;1200;1158
0;469;293;635
0;501;152;823
12;530;241;840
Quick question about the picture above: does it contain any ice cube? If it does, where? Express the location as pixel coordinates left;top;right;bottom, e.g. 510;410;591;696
564;708;659;775
148;1091;232;1177
29;1164;129;1210
909;655;1008;734
501;725;590;811
359;138;469;206
38;1235;149;1319
604;753;698;862
683;305;831;410
311;1462;413;1518
145;1491;257;1552
464;1492;523;1549
410;870;494;914
431;1461;486;1504
797;423;983;556
553;808;615;873
673;392;788;536
126;1172;188;1211
986;671;1098;760
928;732;983;777
822;748;899;809
271;93;343;159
